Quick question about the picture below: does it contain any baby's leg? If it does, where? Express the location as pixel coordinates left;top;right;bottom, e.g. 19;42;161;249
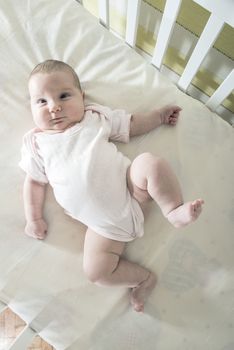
128;153;204;228
83;228;156;312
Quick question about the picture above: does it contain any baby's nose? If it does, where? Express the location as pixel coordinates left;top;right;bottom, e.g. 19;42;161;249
50;103;62;114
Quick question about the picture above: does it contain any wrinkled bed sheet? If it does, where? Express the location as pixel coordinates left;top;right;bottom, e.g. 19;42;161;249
0;0;234;349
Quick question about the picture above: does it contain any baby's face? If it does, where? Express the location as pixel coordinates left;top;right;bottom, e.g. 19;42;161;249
29;70;85;132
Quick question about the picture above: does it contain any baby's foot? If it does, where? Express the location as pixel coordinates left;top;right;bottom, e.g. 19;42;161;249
130;272;157;312
159;105;182;126
166;199;204;228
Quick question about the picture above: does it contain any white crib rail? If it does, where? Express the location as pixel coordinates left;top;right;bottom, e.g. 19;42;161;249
206;69;234;111
125;0;141;47
177;13;224;92
152;0;182;69
93;0;233;114
98;0;109;27
152;0;234;110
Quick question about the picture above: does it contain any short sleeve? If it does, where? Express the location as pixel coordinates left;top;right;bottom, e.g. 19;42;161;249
86;104;132;143
19;131;48;184
107;107;132;143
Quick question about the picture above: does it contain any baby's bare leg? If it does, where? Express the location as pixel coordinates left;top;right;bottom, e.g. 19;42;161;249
83;228;156;312
128;153;204;228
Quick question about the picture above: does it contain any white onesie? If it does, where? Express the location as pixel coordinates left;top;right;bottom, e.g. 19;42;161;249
19;104;144;242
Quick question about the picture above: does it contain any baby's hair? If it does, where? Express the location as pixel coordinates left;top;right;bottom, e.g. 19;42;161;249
29;59;82;90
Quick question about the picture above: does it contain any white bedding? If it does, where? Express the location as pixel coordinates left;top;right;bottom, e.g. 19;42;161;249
0;0;234;349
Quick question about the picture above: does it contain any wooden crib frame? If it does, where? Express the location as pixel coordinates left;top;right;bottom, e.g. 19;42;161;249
2;0;233;349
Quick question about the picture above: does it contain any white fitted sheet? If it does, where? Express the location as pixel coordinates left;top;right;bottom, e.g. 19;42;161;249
0;0;234;349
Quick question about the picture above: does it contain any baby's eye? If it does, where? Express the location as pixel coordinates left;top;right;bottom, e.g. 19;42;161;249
37;98;47;105
60;92;70;99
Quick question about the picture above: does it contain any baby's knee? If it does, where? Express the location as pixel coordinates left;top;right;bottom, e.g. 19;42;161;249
83;260;102;284
138;153;167;173
83;268;99;284
83;253;119;284
137;152;164;165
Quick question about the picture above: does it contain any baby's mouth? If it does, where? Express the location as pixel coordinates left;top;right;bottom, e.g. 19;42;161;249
50;117;66;125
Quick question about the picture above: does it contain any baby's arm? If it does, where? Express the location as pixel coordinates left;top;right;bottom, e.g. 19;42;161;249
130;105;181;137
23;174;48;240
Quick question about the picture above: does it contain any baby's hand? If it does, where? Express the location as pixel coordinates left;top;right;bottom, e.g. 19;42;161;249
159;105;182;125
25;218;48;240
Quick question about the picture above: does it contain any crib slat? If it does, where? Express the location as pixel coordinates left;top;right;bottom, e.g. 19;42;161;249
125;0;141;47
152;0;182;69
206;69;234;111
6;326;36;350
178;13;224;92
98;0;109;28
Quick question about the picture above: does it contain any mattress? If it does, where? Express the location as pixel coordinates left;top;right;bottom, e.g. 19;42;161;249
0;0;234;349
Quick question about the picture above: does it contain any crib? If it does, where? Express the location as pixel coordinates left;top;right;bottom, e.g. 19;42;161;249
87;0;234;123
0;0;234;349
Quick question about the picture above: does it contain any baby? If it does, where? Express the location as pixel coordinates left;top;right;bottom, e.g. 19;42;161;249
20;59;204;312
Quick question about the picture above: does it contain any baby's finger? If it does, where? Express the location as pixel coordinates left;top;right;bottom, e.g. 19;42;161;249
172;111;180;117
169;116;179;124
25;229;46;240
